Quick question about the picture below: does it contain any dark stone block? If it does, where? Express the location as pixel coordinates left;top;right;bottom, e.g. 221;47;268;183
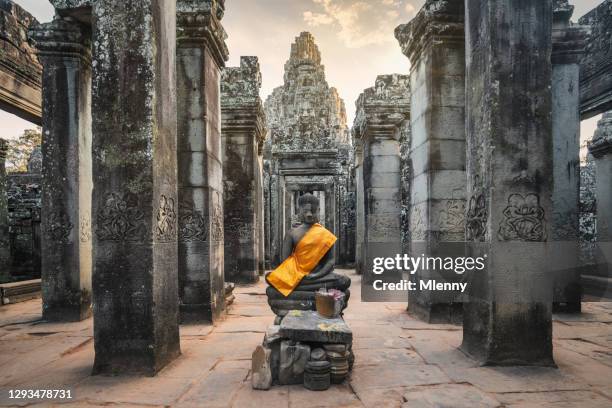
279;310;353;344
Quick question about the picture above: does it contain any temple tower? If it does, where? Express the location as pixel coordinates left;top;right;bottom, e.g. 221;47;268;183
264;32;354;267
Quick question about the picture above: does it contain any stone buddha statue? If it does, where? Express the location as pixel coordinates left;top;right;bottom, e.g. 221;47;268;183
265;193;351;317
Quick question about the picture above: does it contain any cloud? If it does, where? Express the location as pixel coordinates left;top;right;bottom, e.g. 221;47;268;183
303;0;410;48
304;11;335;26
405;3;416;15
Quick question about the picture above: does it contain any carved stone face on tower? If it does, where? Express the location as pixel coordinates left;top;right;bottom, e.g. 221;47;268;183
264;32;351;151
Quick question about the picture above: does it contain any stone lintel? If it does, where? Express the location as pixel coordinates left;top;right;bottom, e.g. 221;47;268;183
354;75;410;142
354;108;409;141
272;149;339;160
177;0;229;68
29;16;91;63
0;0;42;124
49;1;92;24
552;24;589;65
395;0;464;65
222;104;266;136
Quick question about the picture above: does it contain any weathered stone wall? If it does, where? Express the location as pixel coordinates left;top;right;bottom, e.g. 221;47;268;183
353;74;410;284
396;0;466;323
7;168;41;280
0;0;42;124
462;0;555;366
30;14;94;322
550;0;588;312
221;56;266;284
579;155;597;268
177;0;229;322
579;0;612;119
90;0;180;375
588;112;612;283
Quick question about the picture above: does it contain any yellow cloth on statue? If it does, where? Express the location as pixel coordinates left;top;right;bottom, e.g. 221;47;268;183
267;223;337;297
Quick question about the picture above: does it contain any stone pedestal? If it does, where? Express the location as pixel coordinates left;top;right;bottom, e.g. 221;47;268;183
353;75;410;290
589;113;612;279
0;139;9;282
462;0;555;366
551;1;589;313
395;0;466;323
255;310;354;388
90;0;180;375
30;16;93;322
176;0;229;322
221;56;266;284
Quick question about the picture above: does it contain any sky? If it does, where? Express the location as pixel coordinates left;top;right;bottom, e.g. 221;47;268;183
2;0;604;158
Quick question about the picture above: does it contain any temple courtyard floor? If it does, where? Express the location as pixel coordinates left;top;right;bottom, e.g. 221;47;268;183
0;269;611;407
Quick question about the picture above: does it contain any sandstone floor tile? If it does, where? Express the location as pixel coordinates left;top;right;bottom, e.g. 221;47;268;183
352;336;412;350
74;375;192;406
355;386;405;408
495;389;612;408
176;361;248;408
0;335;93;386
445;366;588;393
350;364;450;391
353;348;424;367
553;345;612;390
232;383;289;408
288;383;363;408
401;383;501;408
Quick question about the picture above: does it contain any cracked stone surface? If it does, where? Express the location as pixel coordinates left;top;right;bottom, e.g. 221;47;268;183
0;270;610;407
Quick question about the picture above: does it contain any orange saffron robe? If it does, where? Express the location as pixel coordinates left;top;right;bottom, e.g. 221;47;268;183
267;223;337;297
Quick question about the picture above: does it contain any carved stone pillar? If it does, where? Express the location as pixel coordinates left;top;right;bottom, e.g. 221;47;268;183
90;0;180;375
462;0;555;366
221;56;266;284
176;0;228;322
395;0;466;323
589;112;612;279
30;16;93;322
353;75;410;294
0;139;9;281
551;0;589;313
256;142;266;275
353;139;364;275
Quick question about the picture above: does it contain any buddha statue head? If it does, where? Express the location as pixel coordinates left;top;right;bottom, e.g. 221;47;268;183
298;193;320;225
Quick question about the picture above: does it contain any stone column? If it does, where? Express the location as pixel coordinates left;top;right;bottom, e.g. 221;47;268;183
589;112;612;277
221;56;266;284
256;144;266;274
395;0;466;323
91;0;180;375
0;139;9;282
462;0;555;366
30;17;93;322
551;0;589;313
353;75;410;290
176;0;228;322
353;139;364;275
263;158;272;269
